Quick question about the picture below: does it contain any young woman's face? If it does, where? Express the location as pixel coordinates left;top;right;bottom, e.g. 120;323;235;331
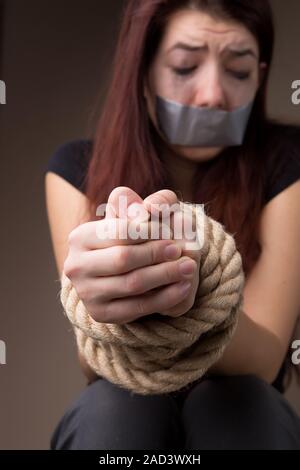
144;9;267;162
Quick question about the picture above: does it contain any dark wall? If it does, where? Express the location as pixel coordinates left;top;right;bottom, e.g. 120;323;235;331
0;0;299;449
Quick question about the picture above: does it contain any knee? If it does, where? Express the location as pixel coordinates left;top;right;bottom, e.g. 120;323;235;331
51;378;182;450
198;373;270;396
50;379;109;449
210;374;270;396
62;378;163;428
217;374;279;409
77;378;176;421
181;375;300;450
183;374;277;415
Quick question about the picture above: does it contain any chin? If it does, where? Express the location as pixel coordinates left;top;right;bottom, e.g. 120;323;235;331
172;145;225;162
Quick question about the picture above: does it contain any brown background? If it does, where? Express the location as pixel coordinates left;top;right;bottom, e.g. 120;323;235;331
0;0;299;450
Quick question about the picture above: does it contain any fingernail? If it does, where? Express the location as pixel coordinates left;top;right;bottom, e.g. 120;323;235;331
164;244;181;260
179;259;195;275
179;281;191;295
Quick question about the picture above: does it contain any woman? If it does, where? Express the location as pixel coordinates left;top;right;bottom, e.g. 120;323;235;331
45;0;300;449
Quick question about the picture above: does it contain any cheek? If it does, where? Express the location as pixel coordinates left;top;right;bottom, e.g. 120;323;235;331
150;64;192;101
219;74;258;108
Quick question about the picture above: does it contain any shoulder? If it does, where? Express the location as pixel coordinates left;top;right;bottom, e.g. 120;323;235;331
263;121;300;205
44;139;93;194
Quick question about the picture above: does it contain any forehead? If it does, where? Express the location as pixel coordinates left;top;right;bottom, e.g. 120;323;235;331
160;9;259;54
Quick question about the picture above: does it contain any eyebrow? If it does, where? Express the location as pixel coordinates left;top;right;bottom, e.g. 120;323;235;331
226;47;257;59
166;42;257;59
167;42;204;53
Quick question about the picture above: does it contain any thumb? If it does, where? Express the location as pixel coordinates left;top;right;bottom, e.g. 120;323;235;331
105;186;148;221
143;190;179;216
143;190;180;242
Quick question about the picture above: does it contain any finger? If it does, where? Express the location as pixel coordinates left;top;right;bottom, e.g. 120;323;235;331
70;218;150;250
82;239;183;276
143;189;180;218
72;217;175;250
143;189;179;210
91;279;193;324
81;255;196;302
144;189;181;239
106;186;146;220
145;190;202;256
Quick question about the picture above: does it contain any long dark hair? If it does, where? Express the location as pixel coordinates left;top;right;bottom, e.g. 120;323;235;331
83;0;300;390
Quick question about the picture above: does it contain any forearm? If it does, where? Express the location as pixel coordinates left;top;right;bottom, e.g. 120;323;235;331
207;309;284;384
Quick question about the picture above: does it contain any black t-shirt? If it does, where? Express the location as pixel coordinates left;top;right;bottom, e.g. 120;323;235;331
45;139;93;194
44;126;300;205
44;125;300;394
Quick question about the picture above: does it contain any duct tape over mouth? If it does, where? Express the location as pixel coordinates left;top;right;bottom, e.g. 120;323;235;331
156;94;254;147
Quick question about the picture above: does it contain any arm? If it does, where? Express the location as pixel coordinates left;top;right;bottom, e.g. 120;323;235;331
45;171;99;385
208;180;300;384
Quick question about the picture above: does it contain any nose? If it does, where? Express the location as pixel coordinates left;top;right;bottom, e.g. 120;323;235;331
193;63;227;110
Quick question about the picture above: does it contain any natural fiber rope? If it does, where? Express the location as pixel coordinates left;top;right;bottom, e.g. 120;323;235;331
60;204;245;395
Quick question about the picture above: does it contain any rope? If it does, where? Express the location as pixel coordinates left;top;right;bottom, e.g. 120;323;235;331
60;203;245;395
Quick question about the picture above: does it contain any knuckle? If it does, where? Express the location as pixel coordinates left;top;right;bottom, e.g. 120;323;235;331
63;258;80;278
79;282;107;304
76;282;92;302
164;262;176;284
67;228;78;246
113;247;130;273
87;304;106;323
98;303;119;324
136;298;146;316
148;242;156;265
62;258;71;276
125;271;142;294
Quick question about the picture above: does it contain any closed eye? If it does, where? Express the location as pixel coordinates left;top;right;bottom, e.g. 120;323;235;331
228;70;250;81
172;66;197;76
172;66;250;81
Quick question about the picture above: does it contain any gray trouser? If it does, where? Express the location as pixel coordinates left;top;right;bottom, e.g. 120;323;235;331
50;374;300;450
